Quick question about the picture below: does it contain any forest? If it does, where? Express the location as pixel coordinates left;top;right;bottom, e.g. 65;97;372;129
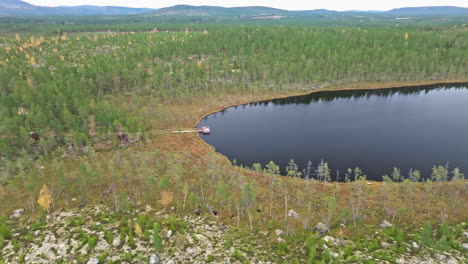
0;14;467;263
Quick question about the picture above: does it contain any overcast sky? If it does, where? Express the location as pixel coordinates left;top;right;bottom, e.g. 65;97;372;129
23;0;468;11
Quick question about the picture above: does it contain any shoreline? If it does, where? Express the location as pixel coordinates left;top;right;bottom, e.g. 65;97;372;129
193;79;468;182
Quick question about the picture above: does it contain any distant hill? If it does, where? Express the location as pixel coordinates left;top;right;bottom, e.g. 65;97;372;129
146;5;339;19
388;6;468;15
0;0;154;16
0;1;467;17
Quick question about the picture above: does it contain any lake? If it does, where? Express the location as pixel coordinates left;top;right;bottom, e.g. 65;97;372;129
198;83;468;181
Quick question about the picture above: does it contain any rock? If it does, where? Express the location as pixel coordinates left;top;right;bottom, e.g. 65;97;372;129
277;237;284;243
10;208;25;219
288;209;300;219
193;206;202;215
112;235;121;247
166;260;174;264
145;205;153;212
87;258;99;264
381;242;390;248
313;222;329;234
396;258;405;264
275;229;284;236
462;243;468;250
464;232;468;239
331;252;339;258
411;241;419;249
149;254;160;264
379;220;393;228
446;258;458;264
206;204;217;216
219;225;228;231
34;230;41;236
166;230;173;238
323;236;336;244
435;254;446;261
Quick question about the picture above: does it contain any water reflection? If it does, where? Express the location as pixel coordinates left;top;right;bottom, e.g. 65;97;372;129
199;83;468;181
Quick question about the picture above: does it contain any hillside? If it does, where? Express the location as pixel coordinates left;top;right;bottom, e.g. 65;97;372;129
0;0;154;16
1;1;467;17
389;6;468;15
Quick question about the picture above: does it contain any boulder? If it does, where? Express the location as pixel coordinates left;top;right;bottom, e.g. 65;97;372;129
313;222;329;234
205;204;217;216
275;229;284;236
10;209;25;219
380;242;390;248
288;209;300;219
435;254;446;261
87;258;99;264
149;254;160;264
323;236;336;244
379;220;393;228
193;206;202;215
112;235;121;247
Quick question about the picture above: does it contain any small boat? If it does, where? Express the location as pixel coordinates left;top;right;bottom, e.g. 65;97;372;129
196;126;211;134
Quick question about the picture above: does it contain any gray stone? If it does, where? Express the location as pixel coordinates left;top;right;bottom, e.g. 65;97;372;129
34;230;41;236
435;254;446;261
379;220;393;228
277;237;285;243
275;229;284;236
313;222;329;234
381;242;391;248
323;236;336;244
87;258;99;264
149;254;160;264
288;209;300;219
462;243;468;250
464;232;468;239
411;241;419;249
112;235;121;247
166;261;174;264
10;208;25;219
331;252;339;258
166;230;173;238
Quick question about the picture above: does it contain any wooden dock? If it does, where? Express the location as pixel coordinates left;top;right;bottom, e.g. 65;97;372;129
172;126;211;134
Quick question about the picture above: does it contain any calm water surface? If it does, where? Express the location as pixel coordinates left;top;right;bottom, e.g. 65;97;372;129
198;84;468;181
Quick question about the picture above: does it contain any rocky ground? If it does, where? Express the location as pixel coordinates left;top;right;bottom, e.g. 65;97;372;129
1;206;467;263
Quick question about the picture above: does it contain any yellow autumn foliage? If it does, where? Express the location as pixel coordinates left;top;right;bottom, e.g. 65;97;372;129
134;223;143;237
160;191;173;208
37;185;52;213
28;56;37;65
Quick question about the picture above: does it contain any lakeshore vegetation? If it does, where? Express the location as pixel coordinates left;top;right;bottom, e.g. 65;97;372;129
0;16;467;263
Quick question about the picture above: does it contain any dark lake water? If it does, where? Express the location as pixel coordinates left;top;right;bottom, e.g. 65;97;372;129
198;83;468;181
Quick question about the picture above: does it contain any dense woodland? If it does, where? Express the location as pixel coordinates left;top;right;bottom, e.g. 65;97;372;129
0;16;467;263
1;26;467;158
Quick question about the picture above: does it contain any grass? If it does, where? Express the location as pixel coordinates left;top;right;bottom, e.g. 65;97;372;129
0;77;467;263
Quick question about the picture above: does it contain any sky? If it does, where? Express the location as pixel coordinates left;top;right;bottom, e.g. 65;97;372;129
22;0;468;11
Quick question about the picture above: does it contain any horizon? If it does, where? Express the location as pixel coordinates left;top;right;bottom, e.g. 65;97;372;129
21;0;468;11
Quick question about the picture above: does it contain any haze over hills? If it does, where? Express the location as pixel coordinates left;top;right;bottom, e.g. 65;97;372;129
0;0;153;16
0;0;467;17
